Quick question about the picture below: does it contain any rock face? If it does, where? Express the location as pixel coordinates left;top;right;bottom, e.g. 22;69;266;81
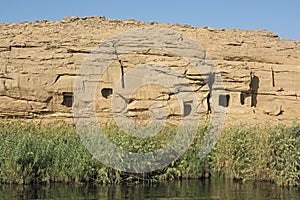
0;16;299;126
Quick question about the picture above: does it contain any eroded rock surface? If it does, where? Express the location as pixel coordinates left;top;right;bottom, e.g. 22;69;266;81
0;16;299;125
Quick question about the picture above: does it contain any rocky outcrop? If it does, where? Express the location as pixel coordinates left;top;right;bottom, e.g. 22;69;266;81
0;16;299;125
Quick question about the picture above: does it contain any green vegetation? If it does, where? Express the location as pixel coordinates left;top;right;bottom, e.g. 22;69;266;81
0;121;299;186
212;123;300;186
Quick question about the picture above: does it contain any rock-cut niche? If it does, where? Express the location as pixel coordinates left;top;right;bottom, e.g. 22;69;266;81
101;88;113;99
62;92;73;107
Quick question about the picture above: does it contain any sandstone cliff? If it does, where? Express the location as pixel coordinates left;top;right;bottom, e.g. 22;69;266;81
0;16;299;126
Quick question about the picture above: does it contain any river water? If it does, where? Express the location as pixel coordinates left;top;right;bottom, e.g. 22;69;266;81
0;178;299;200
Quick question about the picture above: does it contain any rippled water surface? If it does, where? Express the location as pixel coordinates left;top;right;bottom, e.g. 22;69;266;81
1;178;299;199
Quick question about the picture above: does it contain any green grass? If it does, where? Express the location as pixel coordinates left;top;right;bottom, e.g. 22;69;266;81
0;120;299;186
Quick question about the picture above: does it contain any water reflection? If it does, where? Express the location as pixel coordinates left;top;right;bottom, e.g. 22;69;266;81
0;179;299;200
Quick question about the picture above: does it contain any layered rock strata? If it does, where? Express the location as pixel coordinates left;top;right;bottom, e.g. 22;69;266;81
0;16;299;126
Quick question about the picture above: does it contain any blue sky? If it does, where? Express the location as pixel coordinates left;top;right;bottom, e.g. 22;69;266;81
1;0;299;41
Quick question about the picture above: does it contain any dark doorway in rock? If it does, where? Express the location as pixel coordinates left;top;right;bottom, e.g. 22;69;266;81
183;101;192;117
219;94;230;107
101;88;113;99
249;72;259;107
62;92;73;107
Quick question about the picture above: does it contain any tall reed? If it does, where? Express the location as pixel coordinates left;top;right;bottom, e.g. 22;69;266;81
211;122;300;186
0;120;299;186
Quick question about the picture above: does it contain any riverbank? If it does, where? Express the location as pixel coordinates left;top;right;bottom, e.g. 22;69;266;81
0;121;299;186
